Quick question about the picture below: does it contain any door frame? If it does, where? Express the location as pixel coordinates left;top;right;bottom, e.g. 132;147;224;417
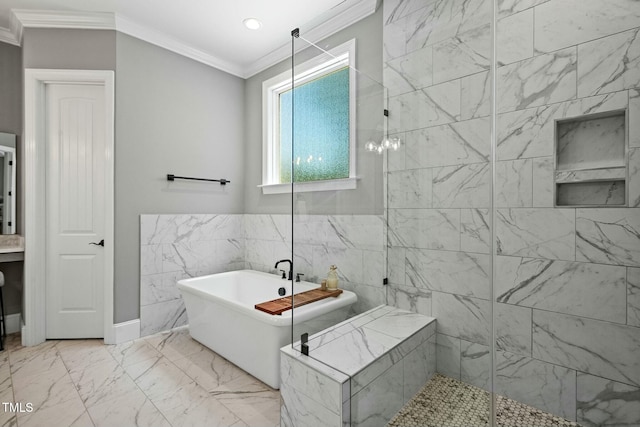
24;69;115;346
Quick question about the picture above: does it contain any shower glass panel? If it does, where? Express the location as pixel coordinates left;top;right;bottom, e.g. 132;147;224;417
285;30;387;425
288;31;387;341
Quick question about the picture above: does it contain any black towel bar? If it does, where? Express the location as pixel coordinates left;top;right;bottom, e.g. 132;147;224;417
167;174;229;185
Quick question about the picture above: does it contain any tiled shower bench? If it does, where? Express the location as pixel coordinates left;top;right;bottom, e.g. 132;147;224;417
280;305;437;427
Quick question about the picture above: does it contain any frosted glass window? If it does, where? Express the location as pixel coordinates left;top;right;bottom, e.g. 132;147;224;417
261;39;356;194
279;67;350;183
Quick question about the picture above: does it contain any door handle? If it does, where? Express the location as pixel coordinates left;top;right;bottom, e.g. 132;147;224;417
89;239;105;247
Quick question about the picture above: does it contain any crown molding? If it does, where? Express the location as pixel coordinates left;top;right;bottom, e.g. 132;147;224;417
115;15;244;77
12;9;115;30
9;1;378;79
11;9;245;77
243;0;378;78
0;26;19;46
0;12;23;46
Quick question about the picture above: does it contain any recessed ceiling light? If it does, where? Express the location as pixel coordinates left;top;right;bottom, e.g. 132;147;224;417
243;18;262;30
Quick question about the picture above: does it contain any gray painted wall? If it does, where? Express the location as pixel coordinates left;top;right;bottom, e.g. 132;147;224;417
115;33;245;322
15;13;379;323
23;28;116;70
243;8;384;215
20;29;245;323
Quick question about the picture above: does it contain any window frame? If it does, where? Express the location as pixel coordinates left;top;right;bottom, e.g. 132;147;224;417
260;39;357;195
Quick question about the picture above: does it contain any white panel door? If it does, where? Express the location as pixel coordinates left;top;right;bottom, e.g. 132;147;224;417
46;83;106;339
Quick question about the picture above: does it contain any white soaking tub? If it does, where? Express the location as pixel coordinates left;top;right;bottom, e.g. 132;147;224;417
177;269;357;389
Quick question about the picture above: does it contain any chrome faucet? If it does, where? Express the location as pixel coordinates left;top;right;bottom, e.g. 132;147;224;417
274;259;293;280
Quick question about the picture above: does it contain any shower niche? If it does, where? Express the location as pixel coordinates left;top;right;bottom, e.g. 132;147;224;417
555;110;628;206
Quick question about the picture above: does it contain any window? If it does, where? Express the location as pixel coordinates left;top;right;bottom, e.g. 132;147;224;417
261;39;356;194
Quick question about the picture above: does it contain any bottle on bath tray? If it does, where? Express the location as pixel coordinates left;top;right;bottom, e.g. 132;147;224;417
320;279;327;291
326;265;339;290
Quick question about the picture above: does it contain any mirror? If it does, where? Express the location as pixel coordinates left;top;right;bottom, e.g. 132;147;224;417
0;132;17;234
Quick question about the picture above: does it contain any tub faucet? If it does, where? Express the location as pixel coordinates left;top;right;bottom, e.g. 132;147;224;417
274;259;293;280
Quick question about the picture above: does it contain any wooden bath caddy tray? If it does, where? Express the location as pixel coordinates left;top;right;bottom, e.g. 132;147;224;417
255;288;343;315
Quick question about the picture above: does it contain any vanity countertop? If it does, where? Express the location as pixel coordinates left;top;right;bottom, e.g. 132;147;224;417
0;235;24;258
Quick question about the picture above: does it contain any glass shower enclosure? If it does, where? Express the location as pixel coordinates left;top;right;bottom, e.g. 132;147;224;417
283;0;640;425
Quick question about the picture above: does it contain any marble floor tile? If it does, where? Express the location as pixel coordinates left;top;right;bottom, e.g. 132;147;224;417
13;362;89;427
3;331;281;427
0;415;17;427
70;359;136;408
3;334;22;352
0;384;15;427
86;385;171;427
144;327;207;362
108;336;162;367
128;357;195;401
153;381;244;427
172;349;270;393
8;340;60;379
58;340;113;372
216;389;281;427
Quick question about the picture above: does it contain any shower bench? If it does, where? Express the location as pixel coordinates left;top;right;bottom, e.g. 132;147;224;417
280;305;436;427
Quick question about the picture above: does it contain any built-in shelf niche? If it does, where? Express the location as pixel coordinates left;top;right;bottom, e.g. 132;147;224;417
555;110;628;207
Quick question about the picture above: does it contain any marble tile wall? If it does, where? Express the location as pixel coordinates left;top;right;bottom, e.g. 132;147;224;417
383;0;494;406
384;0;640;424
493;0;640;423
246;214;387;315
281;306;437;427
139;213;386;337
139;214;245;336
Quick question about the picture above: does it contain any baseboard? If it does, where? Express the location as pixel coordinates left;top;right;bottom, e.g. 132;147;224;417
105;319;140;345
4;313;22;335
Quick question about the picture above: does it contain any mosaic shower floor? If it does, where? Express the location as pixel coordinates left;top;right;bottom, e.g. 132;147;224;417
388;374;581;427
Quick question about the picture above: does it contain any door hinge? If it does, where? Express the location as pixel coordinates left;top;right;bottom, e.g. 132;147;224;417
7;221;11;227
301;333;309;356
8;191;11;196
8;160;12;166
383;278;389;285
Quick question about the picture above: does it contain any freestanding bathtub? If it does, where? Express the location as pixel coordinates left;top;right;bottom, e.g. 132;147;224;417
177;269;357;389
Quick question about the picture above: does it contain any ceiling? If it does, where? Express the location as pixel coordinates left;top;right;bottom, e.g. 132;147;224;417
0;0;378;78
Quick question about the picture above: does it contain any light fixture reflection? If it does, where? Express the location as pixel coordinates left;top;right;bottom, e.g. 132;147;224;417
365;137;401;154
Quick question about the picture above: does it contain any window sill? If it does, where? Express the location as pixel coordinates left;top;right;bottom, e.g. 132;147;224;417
259;177;358;194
